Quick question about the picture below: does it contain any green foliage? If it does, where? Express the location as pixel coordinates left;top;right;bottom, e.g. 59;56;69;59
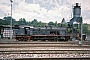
3;16;16;26
30;19;46;27
54;21;58;27
57;23;61;27
48;21;54;27
0;19;5;26
83;24;90;34
83;24;88;34
18;18;27;25
30;19;38;26
0;16;90;34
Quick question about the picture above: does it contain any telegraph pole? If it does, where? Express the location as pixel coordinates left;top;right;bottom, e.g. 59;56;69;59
10;0;13;39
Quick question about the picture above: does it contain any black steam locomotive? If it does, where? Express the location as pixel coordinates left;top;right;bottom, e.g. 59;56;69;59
15;25;71;41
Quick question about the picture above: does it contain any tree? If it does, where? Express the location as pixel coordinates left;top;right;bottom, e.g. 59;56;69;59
31;19;38;27
57;23;61;27
31;19;37;24
54;21;58;27
23;18;27;25
61;18;67;27
0;19;4;26
3;16;16;26
48;21;54;27
27;21;31;26
37;21;42;27
18;18;27;25
3;16;11;25
87;24;90;34
83;23;90;34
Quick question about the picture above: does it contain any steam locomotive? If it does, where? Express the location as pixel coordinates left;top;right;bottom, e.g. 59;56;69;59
15;25;71;41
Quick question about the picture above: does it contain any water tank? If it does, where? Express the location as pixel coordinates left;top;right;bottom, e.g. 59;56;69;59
73;3;81;17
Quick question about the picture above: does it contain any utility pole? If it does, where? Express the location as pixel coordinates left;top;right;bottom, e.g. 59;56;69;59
79;18;83;45
10;0;13;40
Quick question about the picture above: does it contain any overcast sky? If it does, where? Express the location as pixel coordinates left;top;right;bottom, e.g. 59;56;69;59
0;0;90;24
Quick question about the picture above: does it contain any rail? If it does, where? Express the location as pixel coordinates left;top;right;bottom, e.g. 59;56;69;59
0;41;90;59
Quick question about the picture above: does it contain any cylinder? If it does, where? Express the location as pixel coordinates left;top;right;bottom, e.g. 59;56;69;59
73;3;81;17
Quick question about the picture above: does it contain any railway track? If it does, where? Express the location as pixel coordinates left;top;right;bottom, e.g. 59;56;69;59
0;41;90;60
0;40;90;45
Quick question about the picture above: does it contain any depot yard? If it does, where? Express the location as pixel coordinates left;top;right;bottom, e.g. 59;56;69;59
0;39;90;60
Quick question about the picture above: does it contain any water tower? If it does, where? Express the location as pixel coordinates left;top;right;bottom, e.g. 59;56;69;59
73;3;81;18
68;3;83;44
